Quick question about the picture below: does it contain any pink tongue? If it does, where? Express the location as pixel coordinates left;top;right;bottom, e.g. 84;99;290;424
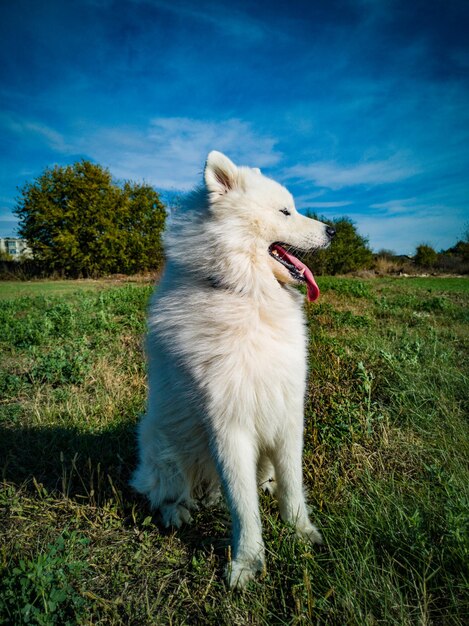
273;244;320;302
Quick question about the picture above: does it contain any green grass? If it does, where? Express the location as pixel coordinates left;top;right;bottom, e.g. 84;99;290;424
0;279;107;300
1;277;468;625
0;277;153;300
375;275;469;293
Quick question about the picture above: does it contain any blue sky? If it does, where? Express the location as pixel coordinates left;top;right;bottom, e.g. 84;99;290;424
1;0;468;254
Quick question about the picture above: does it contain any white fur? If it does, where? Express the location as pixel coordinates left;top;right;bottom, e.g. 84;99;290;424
131;151;330;588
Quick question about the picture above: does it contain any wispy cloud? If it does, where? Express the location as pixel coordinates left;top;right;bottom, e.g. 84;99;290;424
285;154;421;190
306;201;353;208
92;117;281;189
370;198;420;215
1;113;282;190
128;0;277;43
369;198;461;220
0;113;69;152
65;117;280;189
358;212;463;254
348;198;468;254
149;117;280;167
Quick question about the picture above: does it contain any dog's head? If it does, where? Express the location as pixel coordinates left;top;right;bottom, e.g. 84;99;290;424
204;151;334;301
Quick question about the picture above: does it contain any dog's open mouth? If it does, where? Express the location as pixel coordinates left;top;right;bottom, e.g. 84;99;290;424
269;243;320;302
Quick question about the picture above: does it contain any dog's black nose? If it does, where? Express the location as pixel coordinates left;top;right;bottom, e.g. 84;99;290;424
326;226;336;239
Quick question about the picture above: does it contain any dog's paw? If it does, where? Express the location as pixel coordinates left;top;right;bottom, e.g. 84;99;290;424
201;487;222;508
160;503;193;528
296;522;323;545
260;477;277;496
225;557;265;590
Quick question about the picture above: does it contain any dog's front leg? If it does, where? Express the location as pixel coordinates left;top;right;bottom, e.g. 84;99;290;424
212;428;265;589
271;423;322;545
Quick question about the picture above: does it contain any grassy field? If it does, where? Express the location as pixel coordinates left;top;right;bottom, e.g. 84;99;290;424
0;277;152;300
1;276;468;625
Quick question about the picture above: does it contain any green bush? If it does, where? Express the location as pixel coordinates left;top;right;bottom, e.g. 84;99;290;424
415;244;437;268
15;161;166;277
303;215;373;274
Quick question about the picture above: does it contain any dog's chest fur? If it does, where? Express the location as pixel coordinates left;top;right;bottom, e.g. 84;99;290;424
150;280;308;447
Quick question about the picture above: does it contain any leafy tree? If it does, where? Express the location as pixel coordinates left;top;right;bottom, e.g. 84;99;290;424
450;240;469;262
303;214;373;275
441;229;469;263
15;161;166;277
437;232;469;273
415;244;437;268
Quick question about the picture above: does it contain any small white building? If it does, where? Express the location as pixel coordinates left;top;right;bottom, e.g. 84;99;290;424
0;237;32;259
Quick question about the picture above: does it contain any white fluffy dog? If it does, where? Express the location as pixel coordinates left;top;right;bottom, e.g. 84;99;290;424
131;151;335;588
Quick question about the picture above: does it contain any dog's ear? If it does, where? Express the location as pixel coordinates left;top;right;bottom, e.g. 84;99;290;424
204;151;238;196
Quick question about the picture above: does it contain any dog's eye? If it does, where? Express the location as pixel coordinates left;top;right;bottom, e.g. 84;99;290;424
279;208;291;216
